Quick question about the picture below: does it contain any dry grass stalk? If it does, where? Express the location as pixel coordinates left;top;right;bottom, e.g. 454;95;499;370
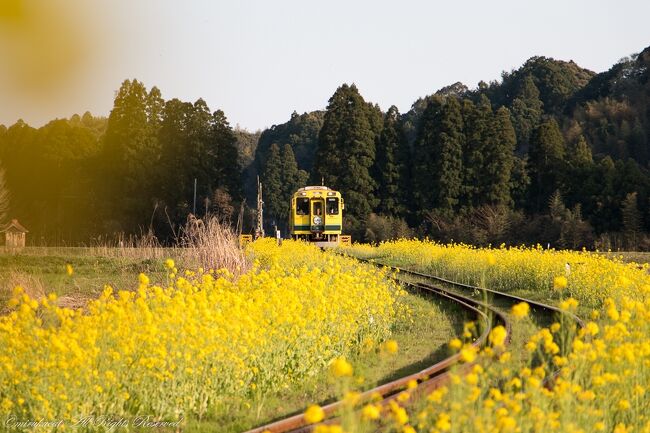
179;215;249;276
1;271;46;301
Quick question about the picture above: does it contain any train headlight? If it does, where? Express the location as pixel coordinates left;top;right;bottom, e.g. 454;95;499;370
313;216;322;225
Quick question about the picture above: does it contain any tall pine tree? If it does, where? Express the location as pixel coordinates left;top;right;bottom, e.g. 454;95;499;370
413;97;464;214
483;106;516;206
374;105;408;217
103;79;160;231
312;84;378;226
211;109;241;199
511;75;543;151
261;143;284;225
461;96;492;209
413;97;442;211
528;118;566;212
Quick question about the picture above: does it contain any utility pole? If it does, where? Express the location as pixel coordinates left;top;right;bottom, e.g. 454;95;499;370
256;176;264;238
192;178;197;215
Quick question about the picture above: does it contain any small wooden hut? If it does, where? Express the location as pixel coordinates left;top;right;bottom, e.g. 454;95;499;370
1;219;28;248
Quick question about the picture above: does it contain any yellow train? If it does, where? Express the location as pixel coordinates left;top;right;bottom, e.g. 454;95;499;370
289;186;350;247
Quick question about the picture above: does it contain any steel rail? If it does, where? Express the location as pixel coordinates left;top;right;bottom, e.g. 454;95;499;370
364;258;584;329
246;267;508;433
247;255;585;433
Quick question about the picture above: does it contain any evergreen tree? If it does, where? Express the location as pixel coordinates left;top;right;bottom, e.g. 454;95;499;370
510;156;530;209
313;87;347;187
374;105;408;216
280;144;309;225
146;87;165;133
157;99;241;225
412;97;443;211
413;97;464;214
483;106;516;206
461;96;491;208
562;135;596;221
571;135;593;166
589;156;619;233
211;109;241;198
549;189;568;221
622;192;642;249
528;118;566;212
261;143;284;224
313;84;378;224
281;144;308;198
510;75;544;150
103;79;160;231
433;97;464;212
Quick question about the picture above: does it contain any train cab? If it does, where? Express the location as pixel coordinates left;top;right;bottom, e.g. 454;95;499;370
289;186;345;247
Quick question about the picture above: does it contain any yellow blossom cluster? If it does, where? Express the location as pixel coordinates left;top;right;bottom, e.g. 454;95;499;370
395;292;650;433
320;241;650;432
0;239;402;421
343;239;650;307
320;291;650;433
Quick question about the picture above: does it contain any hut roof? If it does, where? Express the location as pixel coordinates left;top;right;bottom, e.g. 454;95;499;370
1;219;28;233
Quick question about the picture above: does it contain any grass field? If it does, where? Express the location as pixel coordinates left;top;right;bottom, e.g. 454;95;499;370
0;249;171;311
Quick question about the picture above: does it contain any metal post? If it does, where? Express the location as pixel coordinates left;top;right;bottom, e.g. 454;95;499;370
193;178;197;215
256;176;264;238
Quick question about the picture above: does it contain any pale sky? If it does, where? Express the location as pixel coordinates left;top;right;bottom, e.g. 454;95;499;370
0;0;649;131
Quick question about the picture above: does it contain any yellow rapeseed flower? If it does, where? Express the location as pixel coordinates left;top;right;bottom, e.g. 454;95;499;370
329;357;353;378
343;391;361;407
559;297;578;311
459;345;477;363
435;412;451;431
553;275;568;291
304;404;325;424
361;403;381;420
489;325;508;348
511;302;529;318
383;339;399;354
388;401;408;425
66;264;74;276
613;423;629;433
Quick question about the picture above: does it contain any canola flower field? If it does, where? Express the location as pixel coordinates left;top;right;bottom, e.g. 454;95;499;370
0;240;404;428
4;237;650;433
342;240;650;308
297;240;650;433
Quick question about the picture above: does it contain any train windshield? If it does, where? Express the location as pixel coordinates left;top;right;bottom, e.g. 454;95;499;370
296;198;310;215
312;201;323;216
326;198;339;215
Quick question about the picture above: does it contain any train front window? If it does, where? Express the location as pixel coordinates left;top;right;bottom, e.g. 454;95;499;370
326;198;339;215
296;198;310;215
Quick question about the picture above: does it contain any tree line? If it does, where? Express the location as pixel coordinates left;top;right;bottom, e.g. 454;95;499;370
0;80;242;243
1;44;650;249
257;46;650;249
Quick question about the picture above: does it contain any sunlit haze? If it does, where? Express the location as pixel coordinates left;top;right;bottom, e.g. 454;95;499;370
1;0;649;130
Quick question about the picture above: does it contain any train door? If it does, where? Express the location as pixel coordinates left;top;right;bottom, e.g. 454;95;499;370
311;199;325;232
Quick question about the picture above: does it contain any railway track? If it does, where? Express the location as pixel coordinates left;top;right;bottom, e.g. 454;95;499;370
246;257;583;433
